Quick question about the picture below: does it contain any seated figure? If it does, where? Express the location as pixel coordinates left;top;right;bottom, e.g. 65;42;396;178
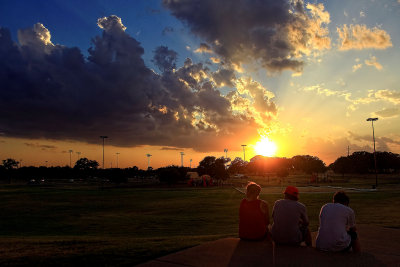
239;182;269;240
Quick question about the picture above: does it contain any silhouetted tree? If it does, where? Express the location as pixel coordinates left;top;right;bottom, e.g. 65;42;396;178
2;158;19;170
74;158;99;170
291;155;326;174
228;157;247;174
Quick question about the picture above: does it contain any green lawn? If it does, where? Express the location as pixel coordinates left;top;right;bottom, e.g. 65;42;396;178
0;183;400;266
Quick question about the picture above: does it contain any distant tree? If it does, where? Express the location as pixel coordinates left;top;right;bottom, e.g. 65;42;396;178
214;157;229;181
197;156;217;176
2;158;19;170
74;158;99;171
228;157;247;174
291;155;326;174
330;156;351;176
158;166;185;185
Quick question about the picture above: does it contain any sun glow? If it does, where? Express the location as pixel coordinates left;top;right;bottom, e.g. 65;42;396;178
254;136;277;157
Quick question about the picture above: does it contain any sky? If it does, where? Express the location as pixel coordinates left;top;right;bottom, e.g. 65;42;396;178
0;0;399;169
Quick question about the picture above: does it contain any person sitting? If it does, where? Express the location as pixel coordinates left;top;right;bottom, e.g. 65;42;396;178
316;191;361;252
239;182;270;240
271;186;312;246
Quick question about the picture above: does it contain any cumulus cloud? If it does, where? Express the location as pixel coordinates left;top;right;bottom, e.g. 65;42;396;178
194;43;213;54
163;0;331;73
0;17;274;152
373;108;400;118
337;24;392;50
364;55;382;70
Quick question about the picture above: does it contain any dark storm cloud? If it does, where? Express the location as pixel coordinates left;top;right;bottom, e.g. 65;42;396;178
0;16;262;152
163;0;331;73
24;143;57;150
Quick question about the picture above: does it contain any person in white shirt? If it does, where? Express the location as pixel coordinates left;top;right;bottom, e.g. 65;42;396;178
316;191;361;252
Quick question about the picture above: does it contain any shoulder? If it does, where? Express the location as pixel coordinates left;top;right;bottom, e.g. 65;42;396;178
260;199;268;208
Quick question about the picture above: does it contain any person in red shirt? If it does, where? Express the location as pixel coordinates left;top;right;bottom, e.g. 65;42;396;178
239;182;270;240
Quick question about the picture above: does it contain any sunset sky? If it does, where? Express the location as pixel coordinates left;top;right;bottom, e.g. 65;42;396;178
1;0;399;169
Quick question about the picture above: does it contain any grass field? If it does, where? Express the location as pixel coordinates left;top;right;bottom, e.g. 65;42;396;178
0;175;399;266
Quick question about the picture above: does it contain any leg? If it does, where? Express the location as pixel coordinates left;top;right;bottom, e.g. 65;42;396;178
304;228;312;247
348;230;361;252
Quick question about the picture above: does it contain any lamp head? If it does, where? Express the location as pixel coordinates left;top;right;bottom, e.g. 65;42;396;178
366;118;378;122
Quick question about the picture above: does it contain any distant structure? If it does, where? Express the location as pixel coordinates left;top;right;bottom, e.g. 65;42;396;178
241;145;247;161
146;154;152;169
180;152;185;167
116;152;120;168
366;117;378;188
100;136;108;169
76;151;81;160
190;159;193;168
68;149;73;167
224;148;228;159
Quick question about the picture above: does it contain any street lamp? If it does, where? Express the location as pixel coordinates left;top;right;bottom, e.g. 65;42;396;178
100;136;108;169
68;150;73;168
241;145;247;161
180;152;185;167
116;152;120;168
146;154;152;169
366;118;378;188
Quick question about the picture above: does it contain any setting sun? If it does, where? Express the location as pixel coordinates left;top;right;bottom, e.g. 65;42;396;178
254;136;277;157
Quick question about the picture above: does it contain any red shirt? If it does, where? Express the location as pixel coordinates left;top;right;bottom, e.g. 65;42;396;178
239;199;267;240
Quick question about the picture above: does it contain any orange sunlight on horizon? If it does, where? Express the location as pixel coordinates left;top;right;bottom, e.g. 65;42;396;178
254;136;277;157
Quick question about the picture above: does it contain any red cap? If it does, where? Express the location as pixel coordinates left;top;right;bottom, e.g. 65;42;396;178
284;186;299;198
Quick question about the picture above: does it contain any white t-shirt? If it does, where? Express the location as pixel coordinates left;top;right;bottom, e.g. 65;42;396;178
316;203;356;251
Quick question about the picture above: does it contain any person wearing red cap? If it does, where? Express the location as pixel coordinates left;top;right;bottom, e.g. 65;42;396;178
271;186;312;246
239;182;270;240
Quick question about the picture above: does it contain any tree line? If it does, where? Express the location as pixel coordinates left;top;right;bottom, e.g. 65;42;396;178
1;151;399;184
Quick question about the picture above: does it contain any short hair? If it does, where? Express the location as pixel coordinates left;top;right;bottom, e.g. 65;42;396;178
333;191;349;205
246;182;261;197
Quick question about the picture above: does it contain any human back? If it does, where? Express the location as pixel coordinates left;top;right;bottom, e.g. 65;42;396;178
271;199;307;244
239;182;269;240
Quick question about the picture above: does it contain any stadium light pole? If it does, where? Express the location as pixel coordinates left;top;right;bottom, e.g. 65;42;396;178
241;145;247;161
100;136;108;169
366;118;378;188
68;149;73;168
224;148;228;159
116;152;120;168
180;152;185;167
190;159;192;168
146;154;152;170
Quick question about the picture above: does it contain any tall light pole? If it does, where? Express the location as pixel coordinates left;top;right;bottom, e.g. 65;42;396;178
100;136;108;169
76;151;81;160
146;154;152;169
224;148;228;159
367;118;378;188
241;145;247;161
190;159;192;168
68;149;73;168
116;152;120;168
180;152;185;167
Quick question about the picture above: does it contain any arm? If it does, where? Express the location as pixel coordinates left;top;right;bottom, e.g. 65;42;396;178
260;200;270;225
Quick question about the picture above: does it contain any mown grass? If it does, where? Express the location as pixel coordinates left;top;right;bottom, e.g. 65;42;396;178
0;182;400;266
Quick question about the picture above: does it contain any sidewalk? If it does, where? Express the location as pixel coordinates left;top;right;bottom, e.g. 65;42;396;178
139;225;400;266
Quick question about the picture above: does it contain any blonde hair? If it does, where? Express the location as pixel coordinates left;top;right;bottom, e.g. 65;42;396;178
246;182;261;198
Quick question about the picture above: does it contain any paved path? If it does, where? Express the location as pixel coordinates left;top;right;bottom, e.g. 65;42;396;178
139;225;400;267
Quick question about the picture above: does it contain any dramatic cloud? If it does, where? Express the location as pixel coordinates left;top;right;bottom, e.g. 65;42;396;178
163;0;331;73
337;24;392;50
0;16;273;152
194;43;212;54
